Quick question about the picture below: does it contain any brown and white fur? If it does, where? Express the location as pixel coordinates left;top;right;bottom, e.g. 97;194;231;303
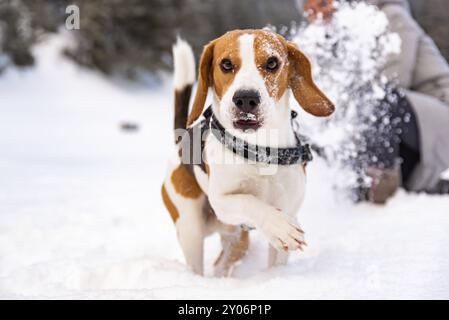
162;30;334;277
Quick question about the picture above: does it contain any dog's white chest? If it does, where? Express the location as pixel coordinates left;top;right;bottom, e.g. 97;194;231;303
204;135;306;216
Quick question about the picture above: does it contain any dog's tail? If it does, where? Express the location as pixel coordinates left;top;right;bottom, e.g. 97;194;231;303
173;37;195;134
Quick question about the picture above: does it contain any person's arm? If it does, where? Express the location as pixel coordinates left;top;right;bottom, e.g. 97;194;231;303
411;34;449;106
381;4;421;88
381;1;449;106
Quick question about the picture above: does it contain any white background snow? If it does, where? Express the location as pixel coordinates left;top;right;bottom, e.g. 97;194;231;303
1;35;449;300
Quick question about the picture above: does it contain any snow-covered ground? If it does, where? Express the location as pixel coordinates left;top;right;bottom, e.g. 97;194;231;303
1;36;449;300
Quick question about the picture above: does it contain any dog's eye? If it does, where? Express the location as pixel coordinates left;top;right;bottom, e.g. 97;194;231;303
266;57;279;71
220;59;234;72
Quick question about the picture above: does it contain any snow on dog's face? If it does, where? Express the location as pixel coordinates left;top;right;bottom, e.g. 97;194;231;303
187;29;334;132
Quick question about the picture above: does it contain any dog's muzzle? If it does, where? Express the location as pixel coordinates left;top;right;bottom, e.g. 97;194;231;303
232;89;261;131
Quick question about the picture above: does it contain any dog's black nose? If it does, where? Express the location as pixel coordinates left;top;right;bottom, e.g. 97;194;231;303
232;90;260;113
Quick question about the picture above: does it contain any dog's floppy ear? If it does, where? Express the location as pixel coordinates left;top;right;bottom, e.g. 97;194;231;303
287;42;335;117
187;41;215;126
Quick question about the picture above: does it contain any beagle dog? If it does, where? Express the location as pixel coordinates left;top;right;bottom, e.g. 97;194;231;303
162;29;334;276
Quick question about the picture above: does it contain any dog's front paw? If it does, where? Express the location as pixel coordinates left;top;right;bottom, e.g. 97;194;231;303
258;211;306;252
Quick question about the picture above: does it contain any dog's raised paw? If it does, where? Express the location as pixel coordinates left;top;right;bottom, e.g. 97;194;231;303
259;211;305;252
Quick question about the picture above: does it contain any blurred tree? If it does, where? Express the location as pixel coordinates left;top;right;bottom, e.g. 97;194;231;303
0;0;65;70
64;0;300;79
0;0;446;79
0;0;35;67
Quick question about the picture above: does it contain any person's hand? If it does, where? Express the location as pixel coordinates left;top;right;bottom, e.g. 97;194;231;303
304;0;335;23
432;179;449;194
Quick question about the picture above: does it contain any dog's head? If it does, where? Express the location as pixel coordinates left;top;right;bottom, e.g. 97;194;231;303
187;29;334;132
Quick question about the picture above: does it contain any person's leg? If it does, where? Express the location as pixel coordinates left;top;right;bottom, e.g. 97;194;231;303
356;90;421;203
399;91;449;195
353;99;400;203
393;91;421;187
403;90;449;192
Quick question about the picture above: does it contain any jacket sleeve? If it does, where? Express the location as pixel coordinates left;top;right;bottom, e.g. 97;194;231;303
411;33;449;106
381;1;449;106
381;4;420;88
